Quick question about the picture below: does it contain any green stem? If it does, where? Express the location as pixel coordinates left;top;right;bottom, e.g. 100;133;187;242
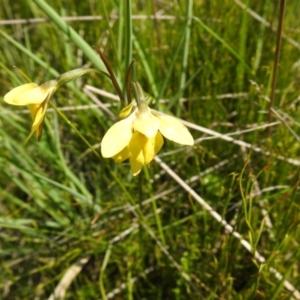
49;102;101;159
100;0;121;73
176;0;193;116
143;167;166;246
32;0;107;72
99;244;112;300
268;0;286;125
124;0;132;79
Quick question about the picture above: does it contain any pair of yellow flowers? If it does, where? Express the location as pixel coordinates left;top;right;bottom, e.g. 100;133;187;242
4;70;194;176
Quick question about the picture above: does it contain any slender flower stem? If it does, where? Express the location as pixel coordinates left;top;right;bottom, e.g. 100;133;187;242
49;102;101;159
13;66;32;83
143;167;166;246
269;0;286;126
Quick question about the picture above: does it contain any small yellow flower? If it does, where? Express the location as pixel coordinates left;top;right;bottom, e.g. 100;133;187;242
101;84;194;176
4;80;57;141
4;68;98;142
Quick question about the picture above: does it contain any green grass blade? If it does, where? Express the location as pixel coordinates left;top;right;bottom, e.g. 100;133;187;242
32;0;107;72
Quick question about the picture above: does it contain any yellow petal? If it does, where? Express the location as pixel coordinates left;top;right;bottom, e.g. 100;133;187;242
133;106;160;138
130;158;143;176
129;131;163;165
153;111;194;146
29;101;48;139
28;103;40;122
118;101;136;119
101;115;134;158
13;80;57;105
4;83;38;105
35;117;45;141
113;147;130;162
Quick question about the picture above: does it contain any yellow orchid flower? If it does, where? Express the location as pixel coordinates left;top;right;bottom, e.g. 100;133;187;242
4;80;58;141
4;68;100;142
101;82;194;176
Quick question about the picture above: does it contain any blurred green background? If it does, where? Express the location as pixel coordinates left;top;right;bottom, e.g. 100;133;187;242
1;0;300;299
